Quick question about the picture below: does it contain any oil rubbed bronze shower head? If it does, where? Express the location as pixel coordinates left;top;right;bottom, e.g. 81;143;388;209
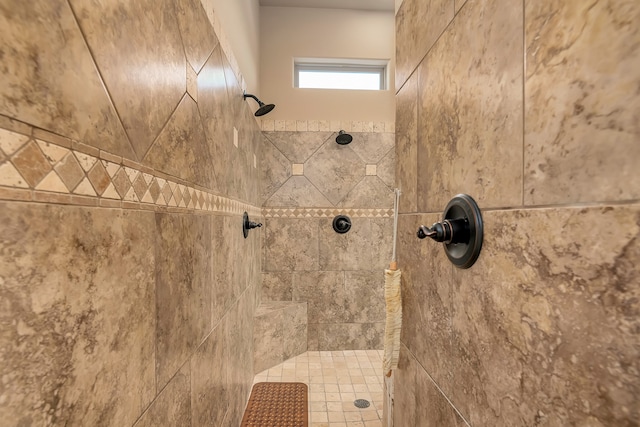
336;130;353;145
243;91;275;116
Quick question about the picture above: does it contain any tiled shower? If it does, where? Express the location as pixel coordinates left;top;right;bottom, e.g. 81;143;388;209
1;1;638;427
393;0;639;426
0;0;260;425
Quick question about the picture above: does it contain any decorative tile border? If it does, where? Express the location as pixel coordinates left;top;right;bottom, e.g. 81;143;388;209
261;119;395;133
0;127;261;217
262;207;394;218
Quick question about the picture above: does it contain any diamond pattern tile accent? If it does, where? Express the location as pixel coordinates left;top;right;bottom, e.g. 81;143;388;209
12;141;52;187
87;162;111;195
0;129;260;215
132;173;148;199
112;168;132;198
0;129;30;156
148;179;161;202
54;152;85;191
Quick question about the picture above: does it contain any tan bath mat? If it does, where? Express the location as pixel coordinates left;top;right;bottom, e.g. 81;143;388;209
240;382;308;427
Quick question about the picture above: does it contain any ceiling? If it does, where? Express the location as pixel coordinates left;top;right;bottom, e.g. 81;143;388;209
259;0;394;12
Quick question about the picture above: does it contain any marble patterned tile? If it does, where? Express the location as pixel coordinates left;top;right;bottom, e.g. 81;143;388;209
262;271;293;301
393;345;417;427
524;1;640;205
264;218;319;271
376;149;395;189
417;0;523;212
415;354;468;426
134;363;190;427
455;0;467;13
174;0;219;72
337;176;394;209
318;218;374;271
264;176;333;208
261;137;292;204
450;205;640;426
305;140;366;206
343;271;385;324
191;324;228;427
143;95;217;189
313;323;384;351
155;213;212;390
395;0;455;90
397;213;455;393
395;73;418;213
292;271;346;324
0;203;155;426
283;303;308;360
225;291;255;427
69;0;186;159
348;133;395;164
263;131;333;163
253;309;284;373
0;0;133;159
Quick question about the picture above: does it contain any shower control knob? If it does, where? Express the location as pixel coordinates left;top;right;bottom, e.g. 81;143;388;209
417;219;469;244
416;194;484;269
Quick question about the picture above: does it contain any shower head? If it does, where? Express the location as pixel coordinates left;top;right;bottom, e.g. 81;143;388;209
336;130;353;145
243;92;276;117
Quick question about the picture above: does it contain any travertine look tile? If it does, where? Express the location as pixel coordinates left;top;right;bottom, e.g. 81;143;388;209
348;133;395;164
261;137;292;204
155;213;212;390
174;0;219;72
0;204;155;426
417;0;523;211
376;151;395;189
343;271;385;324
455;0;467;13
337;177;393;209
225;291;255;427
186;64;198;102
397;213;454;393
451;206;640;426
0;128;29;156
11;140;51;187
134;363;191;427
264;176;333;208
0;162;28;188
393;346;418;427
191;324;228;427
262;271;294;301
0;0;134;159
414;348;467;426
395;73;418;213
305;141;366;206
293;271;346;324
396;0;454;90
144;96;216;190
264;131;333;163
313;323;384;351
318;218;374;271
253;308;284;373
69;0;185;159
524;1;640;205
283;303;308;360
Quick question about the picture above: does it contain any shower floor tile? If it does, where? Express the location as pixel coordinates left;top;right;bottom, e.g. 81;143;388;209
252;350;384;427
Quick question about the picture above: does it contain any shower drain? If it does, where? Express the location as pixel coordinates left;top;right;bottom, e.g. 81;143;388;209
353;399;370;409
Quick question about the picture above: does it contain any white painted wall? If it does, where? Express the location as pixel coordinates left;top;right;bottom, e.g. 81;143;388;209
259;6;395;122
200;0;261;94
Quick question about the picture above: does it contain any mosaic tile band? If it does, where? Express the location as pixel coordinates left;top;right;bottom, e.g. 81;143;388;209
0;127;261;217
262;208;394;219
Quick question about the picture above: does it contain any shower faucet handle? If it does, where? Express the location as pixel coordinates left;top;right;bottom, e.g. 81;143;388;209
247;221;262;229
417;219;469;244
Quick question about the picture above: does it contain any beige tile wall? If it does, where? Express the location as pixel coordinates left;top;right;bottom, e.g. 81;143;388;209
260;130;396;351
0;0;261;425
394;0;640;426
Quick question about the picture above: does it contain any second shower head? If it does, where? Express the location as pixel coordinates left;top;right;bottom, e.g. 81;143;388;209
336;130;353;145
243;91;275;116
